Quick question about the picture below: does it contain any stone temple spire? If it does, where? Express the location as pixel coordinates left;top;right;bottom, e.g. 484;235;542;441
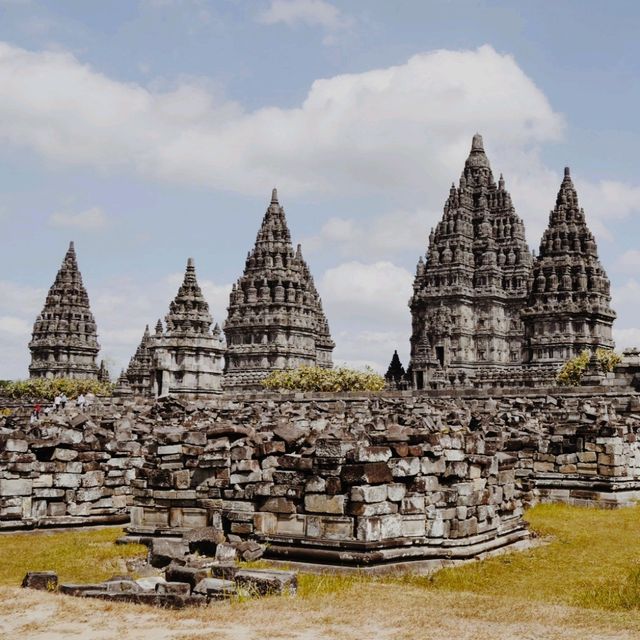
164;257;213;336
522;167;616;364
124;325;152;396
223;189;334;390
29;241;100;379
409;134;532;388
148;258;225;398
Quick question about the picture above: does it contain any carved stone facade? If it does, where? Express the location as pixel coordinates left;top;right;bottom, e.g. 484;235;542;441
223;189;334;391
116;259;226;399
149;258;225;398
409;135;616;388
29;242;100;379
124;325;152;396
409;135;533;388
522;168;616;364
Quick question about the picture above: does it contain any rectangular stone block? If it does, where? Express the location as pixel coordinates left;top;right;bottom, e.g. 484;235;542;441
356;516;381;541
350;485;387;503
304;494;346;515
379;514;403;539
306;515;353;540
401;515;426;537
349;501;397;517
0;479;32;496
275;514;306;536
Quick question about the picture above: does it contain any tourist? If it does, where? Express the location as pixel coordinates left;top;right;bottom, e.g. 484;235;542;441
34;403;42;419
60;393;67;409
76;393;86;411
29;410;38;424
53;394;61;412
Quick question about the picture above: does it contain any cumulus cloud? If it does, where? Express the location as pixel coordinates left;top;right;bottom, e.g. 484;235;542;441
0;42;564;200
304;209;434;260
319;261;413;371
48;206;108;231
258;0;346;30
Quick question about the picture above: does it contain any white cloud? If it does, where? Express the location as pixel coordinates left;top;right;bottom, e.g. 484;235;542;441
258;0;346;30
0;315;30;336
48;206;108;231
304;209;434;260
319;261;413;371
0;42;564;200
613;249;640;273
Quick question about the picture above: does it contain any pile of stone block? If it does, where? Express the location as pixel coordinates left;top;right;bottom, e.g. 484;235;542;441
22;564;297;609
0;408;144;528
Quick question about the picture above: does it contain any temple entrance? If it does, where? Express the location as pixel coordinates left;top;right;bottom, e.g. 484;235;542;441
436;346;445;367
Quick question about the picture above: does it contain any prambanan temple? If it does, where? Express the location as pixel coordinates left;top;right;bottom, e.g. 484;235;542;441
28;135;616;396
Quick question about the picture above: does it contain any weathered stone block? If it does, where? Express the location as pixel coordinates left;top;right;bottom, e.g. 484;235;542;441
0;479;32;496
304;494;346;515
350;485;387;503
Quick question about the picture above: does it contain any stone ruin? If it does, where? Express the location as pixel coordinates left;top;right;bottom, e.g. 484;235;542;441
3;378;640;573
7;134;640;584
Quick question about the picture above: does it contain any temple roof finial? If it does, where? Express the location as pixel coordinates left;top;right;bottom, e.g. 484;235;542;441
471;133;484;152
187;257;194;269
564;166;571;178
271;187;278;204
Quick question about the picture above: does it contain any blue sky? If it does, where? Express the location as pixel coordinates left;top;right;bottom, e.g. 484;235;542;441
1;0;639;379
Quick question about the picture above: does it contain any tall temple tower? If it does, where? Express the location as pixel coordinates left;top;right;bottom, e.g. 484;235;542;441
29;241;100;379
522;168;616;363
409;134;533;388
148;258;225;398
223;188;334;390
124;325;152;396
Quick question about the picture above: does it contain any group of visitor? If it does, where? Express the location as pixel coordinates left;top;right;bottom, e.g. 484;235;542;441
29;392;90;424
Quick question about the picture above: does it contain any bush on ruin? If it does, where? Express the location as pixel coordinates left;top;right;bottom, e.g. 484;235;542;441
0;377;113;400
557;348;622;386
262;366;386;393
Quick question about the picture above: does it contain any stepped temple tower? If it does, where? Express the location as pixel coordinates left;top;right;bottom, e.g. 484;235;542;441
409;135;616;389
223;189;334;390
29;241;100;379
409;134;533;388
124;325;152;396
134;258;225;399
522;168;616;364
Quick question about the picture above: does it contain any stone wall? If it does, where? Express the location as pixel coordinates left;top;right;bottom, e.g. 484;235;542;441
2;389;640;567
0;403;142;529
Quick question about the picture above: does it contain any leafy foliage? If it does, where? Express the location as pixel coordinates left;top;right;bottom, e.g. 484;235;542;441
0;377;113;400
262;366;385;393
557;348;622;386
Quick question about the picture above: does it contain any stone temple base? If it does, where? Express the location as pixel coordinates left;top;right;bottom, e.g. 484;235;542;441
257;520;530;572
535;475;640;508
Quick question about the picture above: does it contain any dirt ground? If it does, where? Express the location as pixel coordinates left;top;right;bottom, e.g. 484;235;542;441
2;584;640;640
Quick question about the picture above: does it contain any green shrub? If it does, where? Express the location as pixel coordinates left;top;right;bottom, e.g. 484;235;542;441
262;366;386;393
557;348;622;386
0;378;113;400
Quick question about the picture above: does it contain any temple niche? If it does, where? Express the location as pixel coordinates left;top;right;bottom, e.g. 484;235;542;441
223;189;334;391
409;135;616;389
29;241;100;380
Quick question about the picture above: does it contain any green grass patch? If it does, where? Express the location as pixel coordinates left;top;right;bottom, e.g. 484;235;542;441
0;527;146;586
394;503;640;611
2;505;640;613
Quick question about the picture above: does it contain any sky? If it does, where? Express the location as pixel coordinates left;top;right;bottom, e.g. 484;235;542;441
1;0;640;379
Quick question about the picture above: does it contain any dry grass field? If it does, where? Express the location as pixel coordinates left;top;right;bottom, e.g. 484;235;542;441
1;504;640;639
